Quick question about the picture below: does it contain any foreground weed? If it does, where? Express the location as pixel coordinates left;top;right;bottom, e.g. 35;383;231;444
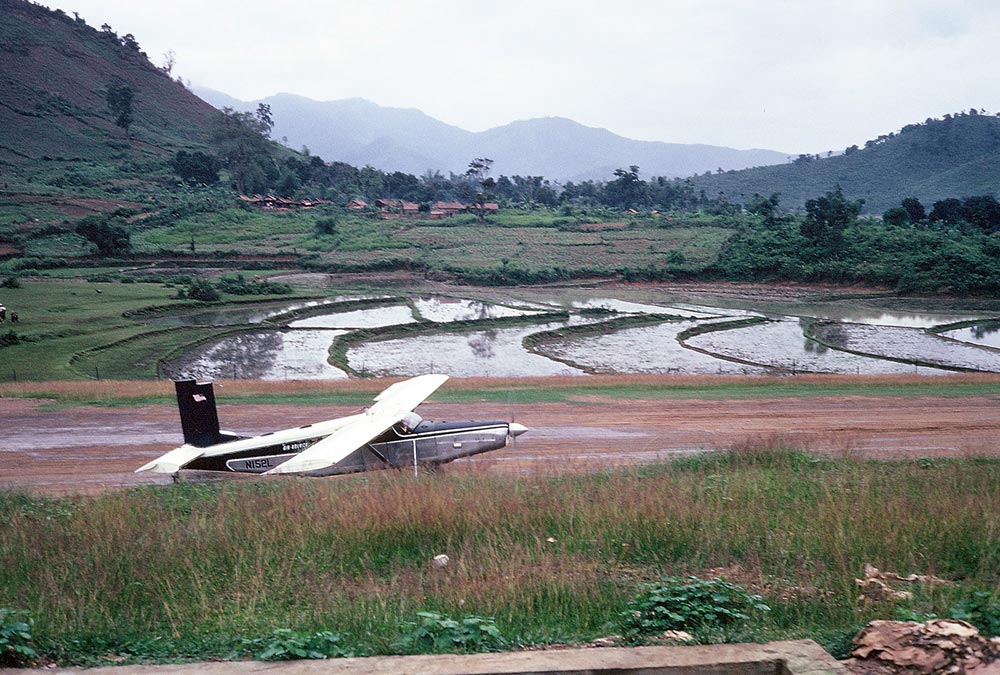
619;577;770;644
37;634;243;667
0;608;37;666
5;455;1000;663
0;490;77;521
948;592;1000;636
240;628;356;661
396;612;507;654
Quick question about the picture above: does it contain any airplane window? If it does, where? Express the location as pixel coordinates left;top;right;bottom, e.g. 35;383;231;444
397;412;423;433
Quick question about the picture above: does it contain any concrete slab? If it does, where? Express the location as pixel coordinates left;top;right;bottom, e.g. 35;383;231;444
2;640;846;674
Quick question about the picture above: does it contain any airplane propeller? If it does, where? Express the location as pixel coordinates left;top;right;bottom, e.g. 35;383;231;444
508;422;528;448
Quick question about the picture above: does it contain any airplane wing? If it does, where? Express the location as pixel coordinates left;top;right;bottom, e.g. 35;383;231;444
263;374;449;475
135;445;206;474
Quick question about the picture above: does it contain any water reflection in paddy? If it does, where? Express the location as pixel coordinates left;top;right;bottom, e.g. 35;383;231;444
573;298;685;315
290;304;416;329
811;323;1000;372
151;297;376;327
942;321;1000;350
413;296;539;322
806;311;986;328
168;329;349;380
348;322;586;377
686;319;946;374
160;290;1000;380
669;303;750;318
539;319;768;375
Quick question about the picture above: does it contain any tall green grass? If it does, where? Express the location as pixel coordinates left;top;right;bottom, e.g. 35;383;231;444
2;446;999;663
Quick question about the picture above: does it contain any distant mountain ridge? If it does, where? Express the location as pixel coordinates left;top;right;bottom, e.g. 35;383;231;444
193;88;789;181
686;112;1000;213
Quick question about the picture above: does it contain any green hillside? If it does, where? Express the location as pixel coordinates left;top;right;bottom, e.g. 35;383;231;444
688;112;1000;213
0;0;227;260
0;0;215;166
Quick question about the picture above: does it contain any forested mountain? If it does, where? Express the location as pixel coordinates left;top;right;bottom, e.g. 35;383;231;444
0;0;216;166
193;88;789;181
688;112;1000;213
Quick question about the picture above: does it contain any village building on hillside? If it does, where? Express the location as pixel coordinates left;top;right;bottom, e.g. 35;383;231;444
433;201;465;217
238;195;325;210
371;199;499;220
375;198;420;219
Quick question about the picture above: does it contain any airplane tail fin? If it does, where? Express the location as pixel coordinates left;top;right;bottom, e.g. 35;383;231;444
174;379;223;448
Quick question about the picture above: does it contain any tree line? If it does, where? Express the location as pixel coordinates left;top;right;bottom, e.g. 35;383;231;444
721;188;1000;294
171;111;726;212
174;105;1000;230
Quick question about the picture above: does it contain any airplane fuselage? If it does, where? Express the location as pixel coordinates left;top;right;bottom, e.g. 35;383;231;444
182;419;514;476
136;376;526;477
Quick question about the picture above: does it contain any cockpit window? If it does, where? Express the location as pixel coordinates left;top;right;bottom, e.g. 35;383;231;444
397;411;423;433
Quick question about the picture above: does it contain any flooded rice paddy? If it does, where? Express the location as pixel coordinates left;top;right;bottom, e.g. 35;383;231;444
160;289;1000;379
168;329;349;380
537;318;768;375
941;321;1000;350
349;322;587;378
289;304;416;329
150;297;370;327
685;319;944;375
810;322;1000;372
412;296;542;322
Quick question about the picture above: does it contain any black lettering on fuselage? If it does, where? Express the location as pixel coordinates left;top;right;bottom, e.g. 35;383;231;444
282;440;312;452
245;458;271;470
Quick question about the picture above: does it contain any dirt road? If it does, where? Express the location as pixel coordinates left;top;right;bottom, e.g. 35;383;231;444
3;391;999;495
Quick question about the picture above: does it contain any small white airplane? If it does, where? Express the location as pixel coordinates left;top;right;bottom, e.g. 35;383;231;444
136;374;527;478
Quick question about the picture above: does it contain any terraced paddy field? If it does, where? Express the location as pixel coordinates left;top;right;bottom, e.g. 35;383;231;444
6;274;1000;381
159;280;1000;379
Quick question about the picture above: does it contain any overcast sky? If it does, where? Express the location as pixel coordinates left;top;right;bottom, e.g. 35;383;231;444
61;0;1000;154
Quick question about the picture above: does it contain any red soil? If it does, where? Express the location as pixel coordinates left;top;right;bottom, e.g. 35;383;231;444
3;392;998;495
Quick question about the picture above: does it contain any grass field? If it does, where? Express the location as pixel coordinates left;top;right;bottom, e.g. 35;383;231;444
120;208;731;279
0;277;317;381
2;443;998;665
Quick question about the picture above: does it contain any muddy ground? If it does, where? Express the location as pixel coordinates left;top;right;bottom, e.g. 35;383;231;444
3;392;1000;495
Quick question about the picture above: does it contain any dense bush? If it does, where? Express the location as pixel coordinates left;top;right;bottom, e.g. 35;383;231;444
314;216;338;236
948;591;1000;637
172;150;221;186
215;274;291;295
75;216;130;256
9;256;68;271
0;608;37;666
240;628;354;661
184;279;220;302
720;194;1000;294
396;612;507;654
618;577;770;643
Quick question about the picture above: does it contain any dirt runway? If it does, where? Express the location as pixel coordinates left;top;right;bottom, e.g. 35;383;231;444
3;391;1000;495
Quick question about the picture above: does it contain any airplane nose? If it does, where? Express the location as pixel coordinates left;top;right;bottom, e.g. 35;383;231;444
508;422;528;437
